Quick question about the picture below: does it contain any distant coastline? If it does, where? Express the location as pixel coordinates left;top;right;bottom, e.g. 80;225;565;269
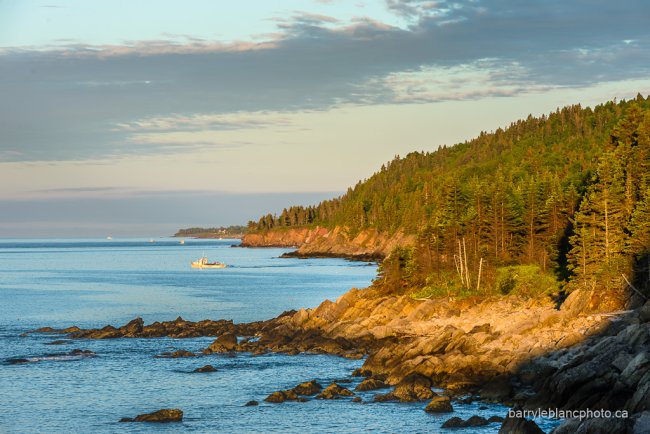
174;225;246;239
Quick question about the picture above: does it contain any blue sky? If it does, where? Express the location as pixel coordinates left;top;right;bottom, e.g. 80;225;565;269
1;0;650;236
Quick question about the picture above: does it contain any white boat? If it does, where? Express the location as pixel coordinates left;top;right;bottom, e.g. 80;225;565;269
191;257;226;269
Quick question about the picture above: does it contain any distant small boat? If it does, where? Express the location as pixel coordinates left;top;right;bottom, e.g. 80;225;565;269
106;236;112;240
180;240;185;245
149;239;155;243
191;257;226;269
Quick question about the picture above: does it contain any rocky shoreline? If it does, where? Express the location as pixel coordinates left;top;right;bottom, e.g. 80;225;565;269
28;283;650;433
240;226;414;259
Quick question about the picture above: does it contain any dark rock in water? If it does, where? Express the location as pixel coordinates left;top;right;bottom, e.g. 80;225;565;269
45;340;70;345
355;377;388;392
193;365;217;373
352;397;362;403
352;368;373;377
464;415;489;427
441;417;465;428
316;383;354;399
424;396;454;413
479;405;489;410
205;332;238;353
498;415;544;434
488;415;505;423
335;378;353;384
69;349;95;356
6;358;30;365
264;390;299;403
457;396;475;404
52;317;237;339
244;400;259;407
441;415;489;428
292;380;322;396
120;409;183;423
155;349;196;359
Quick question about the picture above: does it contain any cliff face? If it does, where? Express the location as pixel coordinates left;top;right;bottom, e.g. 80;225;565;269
240;226;415;259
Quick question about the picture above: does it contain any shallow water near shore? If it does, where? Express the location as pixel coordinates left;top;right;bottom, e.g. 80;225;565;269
0;238;558;433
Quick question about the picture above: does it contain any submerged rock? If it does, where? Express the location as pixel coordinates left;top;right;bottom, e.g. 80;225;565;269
5;358;30;365
154;349;196;359
244;400;259;407
46;340;71;345
120;408;183;423
193;364;217;373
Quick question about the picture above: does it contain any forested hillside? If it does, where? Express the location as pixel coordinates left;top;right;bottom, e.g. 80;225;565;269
249;95;650;307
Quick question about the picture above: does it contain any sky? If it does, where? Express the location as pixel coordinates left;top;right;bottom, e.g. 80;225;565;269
1;0;650;237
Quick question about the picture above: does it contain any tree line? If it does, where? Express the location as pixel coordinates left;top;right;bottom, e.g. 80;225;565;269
249;95;650;302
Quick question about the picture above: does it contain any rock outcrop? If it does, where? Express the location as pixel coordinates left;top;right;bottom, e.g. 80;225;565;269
241;226;414;259
316;383;354;400
120;409;183;423
424;396;453;413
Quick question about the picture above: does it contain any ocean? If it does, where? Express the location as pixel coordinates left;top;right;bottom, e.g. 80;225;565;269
0;238;556;433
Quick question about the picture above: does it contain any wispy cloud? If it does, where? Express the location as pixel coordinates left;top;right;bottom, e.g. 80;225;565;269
1;0;649;162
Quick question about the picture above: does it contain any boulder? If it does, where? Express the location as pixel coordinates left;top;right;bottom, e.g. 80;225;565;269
264;390;299;403
206;333;238;353
244;400;259;407
355;377;388;392
155;350;196;359
292;380;322;396
316;383;354;399
498;415;544;434
441;417;465;428
464;415;489;426
120;408;183;423
352;368;373;377
352;397;362;403
377;373;434;402
424;396;453;413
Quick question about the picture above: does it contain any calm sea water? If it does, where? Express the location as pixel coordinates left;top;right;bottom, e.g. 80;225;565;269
0;238;558;433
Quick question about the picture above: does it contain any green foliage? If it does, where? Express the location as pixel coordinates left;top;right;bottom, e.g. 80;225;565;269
249;95;650;299
496;265;560;297
175;226;247;236
410;271;463;299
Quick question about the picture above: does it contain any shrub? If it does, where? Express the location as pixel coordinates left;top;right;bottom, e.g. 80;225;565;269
495;265;560;297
